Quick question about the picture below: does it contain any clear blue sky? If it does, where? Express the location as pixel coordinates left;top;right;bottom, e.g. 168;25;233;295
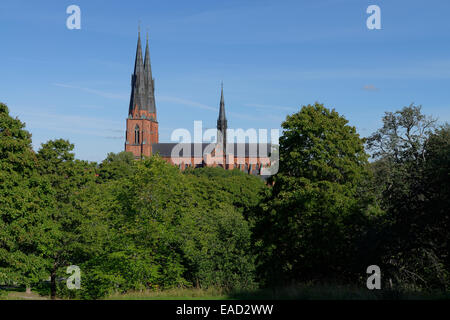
1;0;449;162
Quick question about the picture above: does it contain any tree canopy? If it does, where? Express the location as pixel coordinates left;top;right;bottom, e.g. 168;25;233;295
1;100;448;298
253;103;373;285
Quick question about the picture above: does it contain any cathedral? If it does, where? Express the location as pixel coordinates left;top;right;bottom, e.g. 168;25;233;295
125;32;271;176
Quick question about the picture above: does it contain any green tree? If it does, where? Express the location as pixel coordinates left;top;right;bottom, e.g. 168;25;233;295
183;167;262;289
69;156;190;299
0;103;54;290
97;151;136;182
367;104;436;163
184;166;267;220
36;139;101;299
75;157;260;298
422;125;450;282
255;103;372;285
366;105;448;290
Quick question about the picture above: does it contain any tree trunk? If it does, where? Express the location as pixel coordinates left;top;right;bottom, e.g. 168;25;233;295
51;271;57;300
26;286;32;294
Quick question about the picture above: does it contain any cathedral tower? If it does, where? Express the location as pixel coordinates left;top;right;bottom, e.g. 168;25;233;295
125;31;158;158
217;83;227;148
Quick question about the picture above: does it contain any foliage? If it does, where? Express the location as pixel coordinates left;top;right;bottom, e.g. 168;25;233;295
1;100;448;299
366;105;449;291
0;103;54;287
254;103;373;285
366;104;436;163
97;151;136;182
184;166;267;220
34;139;103;298
55;156;260;298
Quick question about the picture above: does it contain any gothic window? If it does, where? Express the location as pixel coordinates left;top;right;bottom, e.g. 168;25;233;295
134;125;140;144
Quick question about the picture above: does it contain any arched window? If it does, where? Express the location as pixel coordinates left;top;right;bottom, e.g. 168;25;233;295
134;125;140;144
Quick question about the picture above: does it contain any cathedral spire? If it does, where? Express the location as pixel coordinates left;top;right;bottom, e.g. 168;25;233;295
144;31;151;74
144;31;156;114
217;82;227;147
218;82;226;122
129;29;145;115
125;27;159;159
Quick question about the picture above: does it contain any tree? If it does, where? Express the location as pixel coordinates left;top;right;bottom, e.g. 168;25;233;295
183;167;262;289
366;104;448;291
97;151;136;182
184;166;267;221
367;104;436;164
36;139;101;299
0;103;54;291
255;103;372;285
422;125;450;276
73;157;261;298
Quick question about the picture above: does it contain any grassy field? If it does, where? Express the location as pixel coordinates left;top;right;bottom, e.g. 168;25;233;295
107;287;229;300
0;288;49;300
2;285;449;300
105;285;450;300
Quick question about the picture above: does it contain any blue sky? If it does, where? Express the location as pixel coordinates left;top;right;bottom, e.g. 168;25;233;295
1;0;449;162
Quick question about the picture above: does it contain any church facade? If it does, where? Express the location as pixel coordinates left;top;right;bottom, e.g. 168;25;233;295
125;32;271;176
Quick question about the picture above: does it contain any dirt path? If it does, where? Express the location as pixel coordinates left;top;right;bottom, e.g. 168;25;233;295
4;291;49;300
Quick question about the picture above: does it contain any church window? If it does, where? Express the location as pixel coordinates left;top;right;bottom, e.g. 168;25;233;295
134;125;140;144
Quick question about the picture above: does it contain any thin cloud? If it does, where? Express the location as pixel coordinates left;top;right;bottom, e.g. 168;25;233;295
229;111;284;123
244;103;297;112
279;60;450;80
158;95;284;124
78;104;106;110
362;84;379;91
109;129;125;133
17;111;123;138
158;95;217;112
53;83;128;100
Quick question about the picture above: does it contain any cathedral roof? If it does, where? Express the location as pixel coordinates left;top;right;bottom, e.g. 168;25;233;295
151;143;272;158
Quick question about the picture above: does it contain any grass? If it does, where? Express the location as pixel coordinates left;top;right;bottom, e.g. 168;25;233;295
2;284;449;300
107;287;229;300
0;288;49;300
105;284;450;300
229;284;450;300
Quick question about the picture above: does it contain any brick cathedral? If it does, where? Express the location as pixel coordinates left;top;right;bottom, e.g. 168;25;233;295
125;32;271;175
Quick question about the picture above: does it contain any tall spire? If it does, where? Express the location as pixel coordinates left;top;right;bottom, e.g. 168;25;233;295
217;82;227;146
135;29;144;76
129;29;145;115
144;30;156;114
218;81;226;122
